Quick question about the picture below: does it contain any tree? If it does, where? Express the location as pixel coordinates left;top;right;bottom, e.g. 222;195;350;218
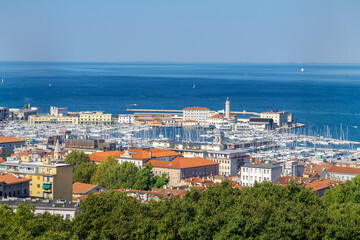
22;104;29;109
115;114;119;118
65;151;91;170
73;162;97;184
90;156;121;189
133;164;157;190
153;173;169;189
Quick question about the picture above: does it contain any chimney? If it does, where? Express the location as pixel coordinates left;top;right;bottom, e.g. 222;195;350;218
149;150;152;159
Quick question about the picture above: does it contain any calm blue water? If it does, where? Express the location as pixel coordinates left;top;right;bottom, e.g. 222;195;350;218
1;62;360;140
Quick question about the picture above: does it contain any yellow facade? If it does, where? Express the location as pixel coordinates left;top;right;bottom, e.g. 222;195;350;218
0;156;73;200
28;115;79;124
79;111;112;125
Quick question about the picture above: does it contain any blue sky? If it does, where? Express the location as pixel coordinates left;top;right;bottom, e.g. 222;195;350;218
1;0;359;63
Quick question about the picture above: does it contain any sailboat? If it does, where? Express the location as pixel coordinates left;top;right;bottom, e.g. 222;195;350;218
193;84;195;89
1;78;3;84
49;79;52;87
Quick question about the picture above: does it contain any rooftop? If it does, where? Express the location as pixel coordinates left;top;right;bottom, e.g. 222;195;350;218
327;166;360;175
148;157;219;169
183;107;210;111
0;136;25;144
243;162;282;169
0;160;70;167
73;182;102;194
0;173;31;184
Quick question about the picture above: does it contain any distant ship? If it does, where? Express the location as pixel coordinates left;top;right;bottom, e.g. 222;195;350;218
301;68;305;74
1;78;3;84
49;79;51;87
193;84;195;88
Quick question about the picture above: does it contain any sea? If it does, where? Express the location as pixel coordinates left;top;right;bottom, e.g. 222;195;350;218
1;62;360;141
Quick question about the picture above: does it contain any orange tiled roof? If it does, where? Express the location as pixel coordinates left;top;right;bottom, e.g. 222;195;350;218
120;148;181;160
0;157;4;163
304;179;341;192
73;182;99;194
0;173;31;184
0;136;25;144
327;166;360;175
183;120;198;123
183;107;209;111
89;151;122;162
148;157;219;169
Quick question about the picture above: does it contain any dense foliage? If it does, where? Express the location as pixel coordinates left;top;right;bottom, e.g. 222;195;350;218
4;177;360;239
90;156;168;190
65;152;168;190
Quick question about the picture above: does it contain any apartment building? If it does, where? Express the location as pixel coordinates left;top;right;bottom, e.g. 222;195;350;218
0;136;26;157
28;115;79;124
79;111;112;125
118;114;135;124
260;110;288;127
183;107;210;122
207;149;249;176
149;157;219;186
0;173;31;198
0;156;73;200
241;162;282;187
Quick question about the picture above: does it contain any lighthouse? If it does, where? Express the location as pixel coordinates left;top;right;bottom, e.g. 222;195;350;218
225;97;231;120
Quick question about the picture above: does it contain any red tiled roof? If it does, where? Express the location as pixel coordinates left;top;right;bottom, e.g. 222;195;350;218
183;107;209;111
89;151;122;162
304;179;341;192
0;136;25;144
327;166;360;175
73;182;99;194
148;157;219;169
120;148;181;160
0;173;30;184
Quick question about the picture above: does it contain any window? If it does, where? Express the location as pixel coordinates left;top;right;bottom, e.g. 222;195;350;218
37;192;40;196
37;184;40;188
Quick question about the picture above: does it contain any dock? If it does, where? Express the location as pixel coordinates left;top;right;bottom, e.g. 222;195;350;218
126;109;260;116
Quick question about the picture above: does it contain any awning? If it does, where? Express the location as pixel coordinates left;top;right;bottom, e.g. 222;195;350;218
42;184;52;190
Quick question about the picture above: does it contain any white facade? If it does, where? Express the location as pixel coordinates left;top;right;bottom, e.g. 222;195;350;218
260;111;288;127
241;162;282;187
207;150;247;176
183;107;210;122
50;106;68;117
118;114;135;124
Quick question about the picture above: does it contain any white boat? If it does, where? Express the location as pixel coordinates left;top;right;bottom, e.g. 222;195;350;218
301;68;305;74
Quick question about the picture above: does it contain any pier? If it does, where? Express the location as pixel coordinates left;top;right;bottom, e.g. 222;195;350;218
126;109;260;116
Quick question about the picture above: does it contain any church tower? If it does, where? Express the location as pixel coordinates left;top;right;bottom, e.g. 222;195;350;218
54;140;62;160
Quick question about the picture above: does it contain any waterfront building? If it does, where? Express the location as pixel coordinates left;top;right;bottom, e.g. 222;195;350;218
182;120;199;126
118;114;135;124
72;182;108;199
10;108;37;120
0;157;73;200
0;173;30;198
28;115;79;124
0;107;9;121
207;114;236;125
0;136;25;157
148;157;219;186
249;118;274;130
207;150;249;176
0;198;80;220
79;111;112;125
50;106;68;116
260;110;289;127
234;119;250;132
241;162;282;187
183;107;210;122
